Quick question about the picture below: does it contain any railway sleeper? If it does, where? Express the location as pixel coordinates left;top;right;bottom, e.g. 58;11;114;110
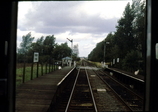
70;103;93;106
69;106;94;110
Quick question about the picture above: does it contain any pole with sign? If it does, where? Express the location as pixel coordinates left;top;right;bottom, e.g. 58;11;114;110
33;52;39;63
31;52;39;79
34;52;39;78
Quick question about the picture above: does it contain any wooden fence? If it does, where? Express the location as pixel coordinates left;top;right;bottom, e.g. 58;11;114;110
16;61;60;86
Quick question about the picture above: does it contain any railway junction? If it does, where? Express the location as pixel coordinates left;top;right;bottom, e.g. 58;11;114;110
15;60;144;112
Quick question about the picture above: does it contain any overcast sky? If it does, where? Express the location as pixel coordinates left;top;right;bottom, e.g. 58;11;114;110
17;1;132;57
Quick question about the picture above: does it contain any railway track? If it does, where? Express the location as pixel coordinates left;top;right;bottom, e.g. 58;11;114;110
83;60;144;111
65;66;97;112
94;69;144;111
52;60;144;111
52;61;97;112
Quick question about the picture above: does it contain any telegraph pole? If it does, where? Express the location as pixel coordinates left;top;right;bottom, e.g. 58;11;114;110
67;38;73;66
103;41;110;67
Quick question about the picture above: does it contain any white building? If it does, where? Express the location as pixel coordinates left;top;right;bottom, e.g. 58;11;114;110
72;44;79;57
62;56;72;66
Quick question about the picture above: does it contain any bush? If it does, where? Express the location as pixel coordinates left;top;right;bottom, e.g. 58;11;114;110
122;50;141;72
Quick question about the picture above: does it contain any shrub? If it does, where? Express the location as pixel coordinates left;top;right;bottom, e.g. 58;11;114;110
122;50;141;72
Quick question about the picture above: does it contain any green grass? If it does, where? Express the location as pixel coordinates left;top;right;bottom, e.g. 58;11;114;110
16;64;58;87
87;60;102;68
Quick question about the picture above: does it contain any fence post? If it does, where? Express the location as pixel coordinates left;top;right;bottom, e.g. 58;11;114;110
37;62;39;78
53;61;55;71
46;63;47;74
41;63;43;76
31;62;34;80
22;60;26;83
49;63;50;73
53;60;55;71
51;62;53;72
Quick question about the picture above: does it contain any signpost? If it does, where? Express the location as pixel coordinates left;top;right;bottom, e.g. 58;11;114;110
117;58;119;63
33;52;39;63
31;52;39;79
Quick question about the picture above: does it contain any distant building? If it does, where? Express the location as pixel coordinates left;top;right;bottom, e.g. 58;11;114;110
62;56;72;66
72;44;79;57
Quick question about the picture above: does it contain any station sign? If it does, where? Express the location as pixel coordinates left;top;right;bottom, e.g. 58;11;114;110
33;52;39;62
117;58;119;63
113;59;115;64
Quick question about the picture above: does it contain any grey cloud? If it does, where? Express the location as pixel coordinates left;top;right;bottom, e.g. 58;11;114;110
19;2;118;35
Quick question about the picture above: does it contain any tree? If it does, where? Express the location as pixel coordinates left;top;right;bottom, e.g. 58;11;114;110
18;32;34;54
122;50;141;72
33;35;56;63
43;35;56;57
17;32;34;63
28;36;44;54
88;32;114;62
132;0;146;55
53;42;71;60
88;43;103;62
132;0;146;74
88;0;146;74
115;2;135;59
27;36;45;63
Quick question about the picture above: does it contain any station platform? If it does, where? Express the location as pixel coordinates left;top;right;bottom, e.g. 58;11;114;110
107;67;144;82
16;66;75;112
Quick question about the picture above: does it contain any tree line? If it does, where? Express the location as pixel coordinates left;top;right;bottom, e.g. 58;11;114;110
17;32;76;64
88;0;146;74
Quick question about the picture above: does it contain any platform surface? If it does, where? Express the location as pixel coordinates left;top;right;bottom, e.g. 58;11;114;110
16;66;74;112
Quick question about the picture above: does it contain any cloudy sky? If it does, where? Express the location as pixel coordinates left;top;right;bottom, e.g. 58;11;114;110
17;0;132;57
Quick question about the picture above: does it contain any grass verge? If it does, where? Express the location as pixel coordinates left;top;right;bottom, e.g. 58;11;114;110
16;64;58;87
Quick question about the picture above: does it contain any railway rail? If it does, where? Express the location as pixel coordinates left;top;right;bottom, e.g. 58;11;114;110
51;60;144;111
93;69;144;111
65;67;97;112
83;60;144;111
51;61;97;112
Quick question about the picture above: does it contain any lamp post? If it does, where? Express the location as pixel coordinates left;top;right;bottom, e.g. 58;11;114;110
104;41;110;66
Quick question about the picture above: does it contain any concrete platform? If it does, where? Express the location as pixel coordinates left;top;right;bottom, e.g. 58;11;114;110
16;66;75;112
107;67;144;82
